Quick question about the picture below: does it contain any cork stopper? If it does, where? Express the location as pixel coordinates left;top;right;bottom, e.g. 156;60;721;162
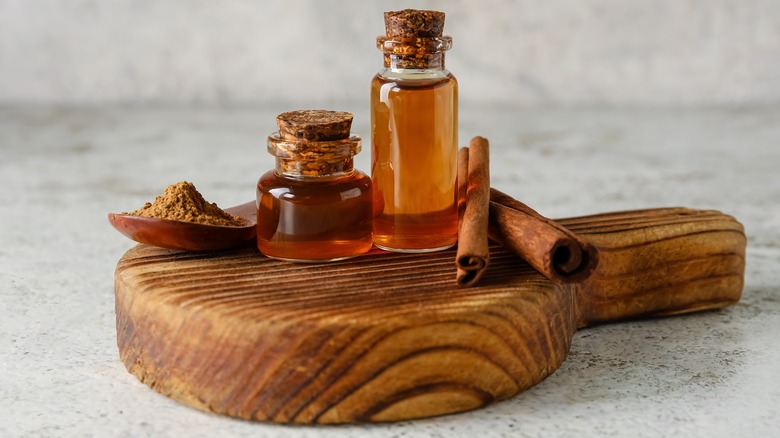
378;9;451;70
384;9;445;38
269;110;361;177
276;110;353;142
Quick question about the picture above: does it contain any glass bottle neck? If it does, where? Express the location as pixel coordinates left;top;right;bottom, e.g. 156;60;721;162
377;35;452;71
267;132;362;179
383;53;446;70
274;157;355;179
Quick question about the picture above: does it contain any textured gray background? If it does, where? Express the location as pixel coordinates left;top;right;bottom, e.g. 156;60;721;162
3;2;780;437
1;0;779;105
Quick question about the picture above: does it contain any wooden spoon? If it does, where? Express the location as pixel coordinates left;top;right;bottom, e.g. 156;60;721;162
108;201;257;251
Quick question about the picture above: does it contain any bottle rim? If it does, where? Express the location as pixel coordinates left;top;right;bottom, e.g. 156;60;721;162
267;132;362;160
376;36;453;55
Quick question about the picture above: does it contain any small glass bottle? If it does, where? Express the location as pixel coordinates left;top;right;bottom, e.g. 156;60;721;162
256;110;373;262
371;9;458;253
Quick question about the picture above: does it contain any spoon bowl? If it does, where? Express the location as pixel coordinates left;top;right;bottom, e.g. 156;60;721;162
109;201;257;251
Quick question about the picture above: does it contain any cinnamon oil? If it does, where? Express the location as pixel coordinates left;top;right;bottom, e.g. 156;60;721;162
256;171;372;261
371;73;458;251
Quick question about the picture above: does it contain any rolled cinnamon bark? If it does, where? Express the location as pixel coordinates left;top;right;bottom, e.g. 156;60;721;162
489;189;599;283
456;137;491;287
457;146;469;231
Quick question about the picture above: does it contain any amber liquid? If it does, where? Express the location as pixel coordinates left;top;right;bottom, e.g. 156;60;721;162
371;72;458;252
256;170;373;261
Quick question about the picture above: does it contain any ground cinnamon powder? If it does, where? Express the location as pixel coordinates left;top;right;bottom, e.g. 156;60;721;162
128;181;246;227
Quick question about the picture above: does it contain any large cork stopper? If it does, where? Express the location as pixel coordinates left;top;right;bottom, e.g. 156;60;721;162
379;10;450;69
270;110;361;177
384;9;445;38
276;110;353;142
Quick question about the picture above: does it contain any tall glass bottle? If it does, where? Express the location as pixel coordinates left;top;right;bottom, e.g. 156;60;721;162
371;9;458;253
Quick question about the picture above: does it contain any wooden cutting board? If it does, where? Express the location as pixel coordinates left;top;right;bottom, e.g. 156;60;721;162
114;207;745;424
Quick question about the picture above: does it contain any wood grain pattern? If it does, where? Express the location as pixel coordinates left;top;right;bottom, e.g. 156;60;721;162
114;207;745;423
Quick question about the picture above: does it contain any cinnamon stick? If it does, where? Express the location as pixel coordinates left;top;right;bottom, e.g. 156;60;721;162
456;137;491;287
488;188;598;283
457;146;469;231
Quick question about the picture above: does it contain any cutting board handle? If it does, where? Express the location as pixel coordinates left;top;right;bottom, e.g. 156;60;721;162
559;208;746;327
